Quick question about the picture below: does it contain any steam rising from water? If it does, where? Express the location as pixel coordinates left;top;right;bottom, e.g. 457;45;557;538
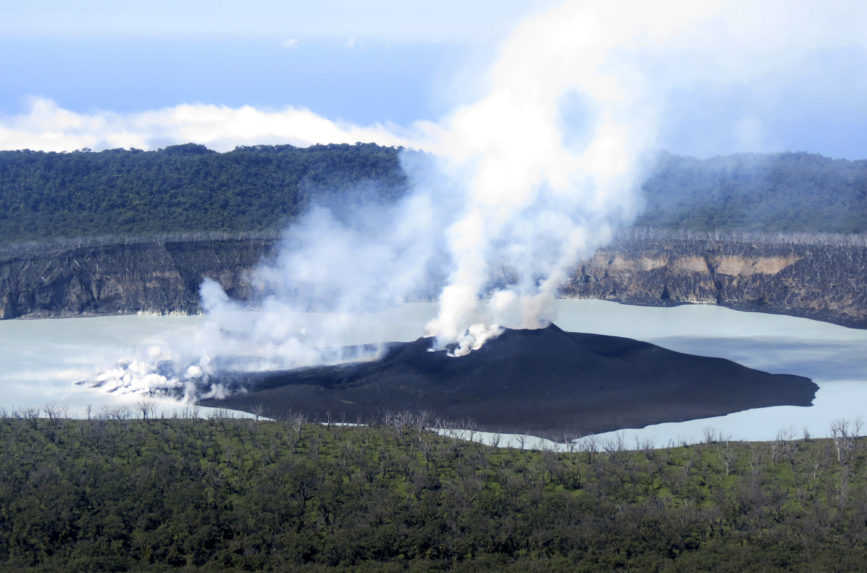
87;0;867;396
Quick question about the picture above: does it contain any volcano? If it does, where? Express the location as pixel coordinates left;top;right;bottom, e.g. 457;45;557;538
199;324;817;439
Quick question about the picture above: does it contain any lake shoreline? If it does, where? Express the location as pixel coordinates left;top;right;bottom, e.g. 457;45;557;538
3;300;865;447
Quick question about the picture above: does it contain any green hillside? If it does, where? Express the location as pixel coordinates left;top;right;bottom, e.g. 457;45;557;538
2;414;866;571
1;145;865;244
0;143;406;241
637;152;867;233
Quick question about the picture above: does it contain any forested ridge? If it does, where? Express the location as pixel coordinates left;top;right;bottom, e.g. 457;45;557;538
2;414;867;571
0;143;407;241
637;151;867;233
1;145;866;244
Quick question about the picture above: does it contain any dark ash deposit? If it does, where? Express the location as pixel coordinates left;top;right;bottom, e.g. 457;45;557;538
199;323;818;439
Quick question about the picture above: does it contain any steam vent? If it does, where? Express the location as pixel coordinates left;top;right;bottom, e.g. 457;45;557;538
200;324;817;440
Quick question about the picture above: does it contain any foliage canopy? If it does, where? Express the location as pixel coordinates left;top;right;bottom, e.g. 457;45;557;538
1;415;867;571
637;152;867;233
1;145;865;245
0;143;406;241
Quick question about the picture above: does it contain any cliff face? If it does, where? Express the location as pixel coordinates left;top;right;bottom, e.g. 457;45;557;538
563;234;867;328
1;233;865;328
0;238;275;319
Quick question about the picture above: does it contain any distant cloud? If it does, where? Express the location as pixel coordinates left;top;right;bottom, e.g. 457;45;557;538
280;38;299;49
0;97;432;152
345;37;358;49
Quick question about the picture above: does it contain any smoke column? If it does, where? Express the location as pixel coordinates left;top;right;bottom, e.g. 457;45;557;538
418;0;867;352
194;1;665;364
87;0;867;394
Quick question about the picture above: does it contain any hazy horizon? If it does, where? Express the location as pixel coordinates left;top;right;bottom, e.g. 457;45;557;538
2;1;867;159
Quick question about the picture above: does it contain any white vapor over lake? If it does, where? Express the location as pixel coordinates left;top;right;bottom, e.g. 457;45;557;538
5;1;867;411
184;0;867;370
0;313;248;419
2;300;866;448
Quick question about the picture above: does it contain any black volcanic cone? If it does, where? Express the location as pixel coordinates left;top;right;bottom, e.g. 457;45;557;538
199;324;817;439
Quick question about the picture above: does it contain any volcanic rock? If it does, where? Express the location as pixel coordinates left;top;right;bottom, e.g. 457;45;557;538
199;323;817;439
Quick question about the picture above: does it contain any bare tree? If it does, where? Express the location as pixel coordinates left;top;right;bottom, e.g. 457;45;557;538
582;436;598;465
831;419;856;465
771;428;795;465
137;400;156;421
43;405;65;427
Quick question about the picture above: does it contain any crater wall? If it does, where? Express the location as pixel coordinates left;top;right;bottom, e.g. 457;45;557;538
1;231;865;328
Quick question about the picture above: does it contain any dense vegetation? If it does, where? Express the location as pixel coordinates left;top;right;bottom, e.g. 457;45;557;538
1;145;866;244
637;152;867;233
2;413;867;571
0;143;406;241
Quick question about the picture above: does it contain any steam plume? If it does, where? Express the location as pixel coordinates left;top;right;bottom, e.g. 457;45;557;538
85;0;867;395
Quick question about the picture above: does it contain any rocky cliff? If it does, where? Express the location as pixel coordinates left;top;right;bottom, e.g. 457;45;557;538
563;230;867;328
1;230;865;328
0;234;276;319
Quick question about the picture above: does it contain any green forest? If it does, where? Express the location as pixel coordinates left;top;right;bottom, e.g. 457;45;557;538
2;413;867;571
0;145;865;244
0;144;407;242
637;152;867;233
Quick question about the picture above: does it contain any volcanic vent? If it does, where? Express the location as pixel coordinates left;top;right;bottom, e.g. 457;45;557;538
200;324;817;439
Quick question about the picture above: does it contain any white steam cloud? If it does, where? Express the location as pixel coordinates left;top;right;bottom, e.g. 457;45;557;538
0;97;420;152
77;0;867;394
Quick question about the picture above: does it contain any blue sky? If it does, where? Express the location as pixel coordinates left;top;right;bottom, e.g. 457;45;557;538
0;36;459;124
0;1;541;43
2;0;866;159
0;0;540;122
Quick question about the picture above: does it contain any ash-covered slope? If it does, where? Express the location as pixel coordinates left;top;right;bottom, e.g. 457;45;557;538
200;324;817;439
